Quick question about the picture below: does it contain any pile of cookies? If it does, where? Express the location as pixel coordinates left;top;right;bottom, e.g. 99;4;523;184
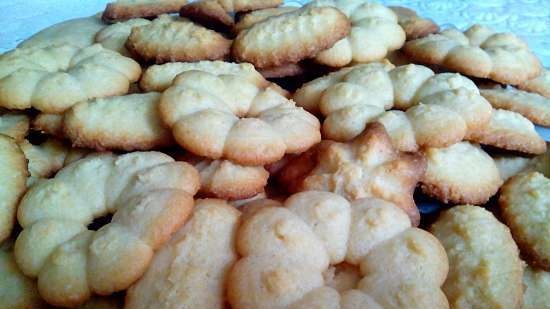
0;0;548;308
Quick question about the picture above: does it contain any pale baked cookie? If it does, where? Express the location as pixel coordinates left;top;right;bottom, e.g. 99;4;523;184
14;152;200;306
0;135;28;243
500;172;550;270
305;0;405;67
277;123;426;225
0;113;29;141
404;24;541;85
95;18;151;56
233;6;298;33
232;6;350;68
126;15;231;64
18;14;106;49
179;0;234;31
294;63;492;149
421;142;502;204
389;6;439;40
18;138;70;187
176;152;268;200
126;199;240;309
102;0;188;22
32;113;64;137
523;266;550;309
493;155;533;181
159;71;320;165
480;87;550;127
228;192;449;309
63;92;174;151
431;205;523;309
519;68;550;98
216;0;282;12
0;44;141;114
466;109;546;154
139;60;269;92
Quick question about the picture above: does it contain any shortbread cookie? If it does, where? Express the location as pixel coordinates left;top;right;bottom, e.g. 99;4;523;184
95;18;151;56
467;109;546;154
500;172;550;270
228;192;449;309
294;63;492;148
159;71;320;165
480;87;550;127
390;6;439;40
306;0;405;67
63;92;174;151
519;68;550;98
493;155;532;181
233;6;298;32
126;15;231;64
217;0;282;12
15;152;200;306
179;0;234;31
404;24;541;85
18;138;70;187
126;199;240;309
139;60;269;92
232;6;350;68
523;266;550;309
18;14;106;49
177;152;269;200
0;135;28;243
102;0;188;22
0;44;141;113
421;142;502;204
431;205;523;309
277;123;425;225
32;113;64;137
0;113;29;141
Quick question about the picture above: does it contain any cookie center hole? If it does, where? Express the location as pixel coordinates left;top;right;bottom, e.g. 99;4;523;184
87;214;113;231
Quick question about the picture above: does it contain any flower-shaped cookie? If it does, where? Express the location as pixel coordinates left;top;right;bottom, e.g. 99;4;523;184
0;44;141;114
294;63;493;150
159;71;321;165
305;0;405;67
15;152;200;307
404;24;541;85
228;191;449;309
277;123;425;225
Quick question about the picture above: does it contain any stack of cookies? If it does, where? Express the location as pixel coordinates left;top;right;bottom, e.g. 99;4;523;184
0;0;548;308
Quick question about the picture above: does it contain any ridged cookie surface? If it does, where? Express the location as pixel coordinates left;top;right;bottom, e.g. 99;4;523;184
102;0;188;22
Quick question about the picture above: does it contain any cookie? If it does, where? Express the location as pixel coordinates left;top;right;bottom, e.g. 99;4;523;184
0;112;29;141
500;172;550;270
294;63;492;148
0;135;28;243
480;87;550;127
15;152;200;306
216;0;283;12
466;109;546;154
306;0;405;67
389;6;439;40
18;138;70;187
126;199;240;309
177;152;269;200
179;0;234;31
519;67;550;98
126;15;231;64
277;123;426;225
234;6;298;33
258;63;305;79
493;154;533;181
95;18;152;56
139;60;269;92
232;6;350;68
63;92;175;151
421;142;502;204
404;24;542;85
227;192;449;309
523;266;550;309
159;71;320;165
18;14;106;49
0;44;141;113
102;0;189;22
32;113;64;137
431;205;523;309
